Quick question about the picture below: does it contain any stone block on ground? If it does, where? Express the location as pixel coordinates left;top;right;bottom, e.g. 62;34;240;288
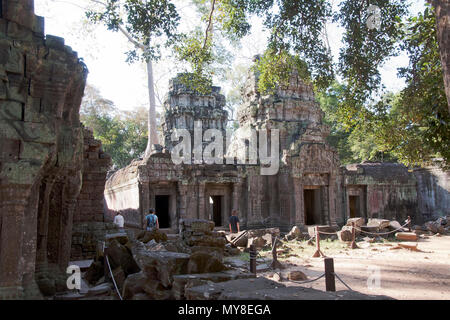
345;217;365;227
337;229;353;242
389;221;405;232
122;271;146;300
131;243;191;288
288;270;308;281
187;251;226;274
137;230;168;243
367;219;390;229
105;233;129;245
395;232;418;241
307;226;337;239
106;240;140;276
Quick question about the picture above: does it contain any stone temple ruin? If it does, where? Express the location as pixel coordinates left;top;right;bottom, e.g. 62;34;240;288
0;0;449;300
104;71;449;233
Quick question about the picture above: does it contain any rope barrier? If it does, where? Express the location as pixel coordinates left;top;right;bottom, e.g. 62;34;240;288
316;219;411;236
103;242;123;301
333;272;353;291
289;273;326;285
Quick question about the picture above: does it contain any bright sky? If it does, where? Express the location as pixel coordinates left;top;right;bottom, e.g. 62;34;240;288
34;0;426;113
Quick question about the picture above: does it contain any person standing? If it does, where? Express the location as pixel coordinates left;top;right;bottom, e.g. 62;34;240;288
229;210;240;233
145;208;159;231
113;212;125;232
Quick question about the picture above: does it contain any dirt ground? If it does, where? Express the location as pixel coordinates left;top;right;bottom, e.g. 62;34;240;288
257;235;450;300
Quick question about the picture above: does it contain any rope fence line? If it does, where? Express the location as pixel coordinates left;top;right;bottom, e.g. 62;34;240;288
333;272;353;291
103;242;123;301
316;218;411;236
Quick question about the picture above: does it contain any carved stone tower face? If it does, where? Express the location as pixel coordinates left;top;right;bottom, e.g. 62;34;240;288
237;68;331;156
161;74;228;152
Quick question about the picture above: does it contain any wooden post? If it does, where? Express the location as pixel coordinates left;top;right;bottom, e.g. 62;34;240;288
271;236;284;269
312;226;325;258
324;258;336;292
249;244;257;274
349;221;358;249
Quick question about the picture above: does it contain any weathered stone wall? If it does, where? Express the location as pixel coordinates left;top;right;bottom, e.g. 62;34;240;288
342;163;419;224
74;128;111;223
414;166;450;223
0;0;87;299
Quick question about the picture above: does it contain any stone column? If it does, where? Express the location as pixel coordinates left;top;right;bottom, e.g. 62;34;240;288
140;182;150;229
232;182;242;212
328;174;338;227
293;177;305;226
0;185;30;298
198;183;206;220
178;183;189;222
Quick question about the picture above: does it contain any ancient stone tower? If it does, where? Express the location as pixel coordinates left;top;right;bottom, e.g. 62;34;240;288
161;73;228;155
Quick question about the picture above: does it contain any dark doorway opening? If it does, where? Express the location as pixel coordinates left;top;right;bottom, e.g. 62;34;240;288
349;196;360;218
155;195;170;228
211;196;222;227
304;189;316;225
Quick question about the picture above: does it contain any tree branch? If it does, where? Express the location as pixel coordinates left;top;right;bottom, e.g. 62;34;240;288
203;0;216;50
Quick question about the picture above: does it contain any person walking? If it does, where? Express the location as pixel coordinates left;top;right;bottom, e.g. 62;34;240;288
113;212;125;232
229;210;240;233
145;208;159;231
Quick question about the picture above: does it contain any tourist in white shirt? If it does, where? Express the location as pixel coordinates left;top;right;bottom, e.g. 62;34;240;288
113;212;125;231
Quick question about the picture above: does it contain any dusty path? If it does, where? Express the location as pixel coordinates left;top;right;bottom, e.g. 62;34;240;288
259;235;450;300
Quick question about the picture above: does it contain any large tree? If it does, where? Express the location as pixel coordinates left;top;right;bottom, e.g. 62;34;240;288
429;0;450;112
86;0;180;157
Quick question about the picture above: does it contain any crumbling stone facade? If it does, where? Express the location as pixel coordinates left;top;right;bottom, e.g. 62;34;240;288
105;68;450;233
105;69;341;232
0;1;109;299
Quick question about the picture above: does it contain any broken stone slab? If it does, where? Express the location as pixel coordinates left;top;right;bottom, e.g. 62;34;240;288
132;244;191;288
142;279;173;300
341;225;361;236
247;228;280;238
122;271;146;300
367;219;390;229
337;229;352;242
227;230;248;247
54;292;87;301
180;219;215;233
172;269;256;300
288;270;308;281
389;221;406;232
86;283;112;297
307;226;337;239
106;240;141;276
395;232;418;241
137;230;168;243
345;217;365;227
105;233;129;245
187;251;226;274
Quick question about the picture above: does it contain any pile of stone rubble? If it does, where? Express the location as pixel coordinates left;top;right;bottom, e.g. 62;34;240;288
59;219;252;300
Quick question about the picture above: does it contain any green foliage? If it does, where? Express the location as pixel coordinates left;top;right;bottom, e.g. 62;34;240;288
335;0;408;110
254;49;311;94
80;85;149;169
86;0;180;62
372;6;450;168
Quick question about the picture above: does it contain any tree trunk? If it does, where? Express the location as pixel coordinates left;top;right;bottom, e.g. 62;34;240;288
433;0;450;112
144;59;159;158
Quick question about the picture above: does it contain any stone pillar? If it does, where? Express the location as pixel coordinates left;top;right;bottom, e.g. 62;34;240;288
328;174;338;227
0;185;30;298
232;182;242;212
198;183;206;220
178;183;189;222
140;182;150;229
293;177;305;226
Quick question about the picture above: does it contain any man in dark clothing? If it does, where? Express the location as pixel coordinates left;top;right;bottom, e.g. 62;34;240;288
229;210;240;233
